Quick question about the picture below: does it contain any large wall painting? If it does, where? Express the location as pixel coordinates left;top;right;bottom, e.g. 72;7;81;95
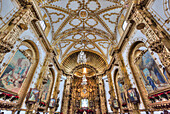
41;76;51;102
0;50;31;93
137;51;167;93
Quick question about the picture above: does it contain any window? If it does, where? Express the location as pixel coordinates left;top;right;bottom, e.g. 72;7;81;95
122;21;128;31
39;20;46;31
81;99;88;108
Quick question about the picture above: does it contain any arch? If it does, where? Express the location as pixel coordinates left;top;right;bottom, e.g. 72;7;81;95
61;49;108;65
39;67;55;109
114;69;127;110
0;39;39;107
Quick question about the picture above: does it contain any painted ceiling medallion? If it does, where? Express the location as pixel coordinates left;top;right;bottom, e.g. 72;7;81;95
72;34;83;39
103;13;119;24
66;0;81;12
60;41;71;48
86;33;96;40
86;0;101;12
86;44;95;49
79;9;88;19
50;13;65;23
85;17;98;27
98;41;110;49
69;17;82;27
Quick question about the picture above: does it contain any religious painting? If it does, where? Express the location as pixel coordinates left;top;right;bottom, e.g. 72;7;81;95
127;88;139;103
113;99;119;109
27;88;39;102
49;98;56;108
41;74;51;102
0;50;31;93
137;51;167;93
118;80;126;104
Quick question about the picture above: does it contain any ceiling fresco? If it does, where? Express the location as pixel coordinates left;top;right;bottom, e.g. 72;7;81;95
36;0;128;62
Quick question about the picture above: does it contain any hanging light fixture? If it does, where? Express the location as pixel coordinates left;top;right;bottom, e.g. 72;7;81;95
83;67;87;73
77;33;87;64
77;51;87;64
81;75;87;93
81;75;87;85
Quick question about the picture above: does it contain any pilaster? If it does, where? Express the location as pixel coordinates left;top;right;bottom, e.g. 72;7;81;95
62;76;72;114
98;75;107;114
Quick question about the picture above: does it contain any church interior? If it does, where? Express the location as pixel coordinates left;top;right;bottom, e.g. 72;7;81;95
0;0;169;114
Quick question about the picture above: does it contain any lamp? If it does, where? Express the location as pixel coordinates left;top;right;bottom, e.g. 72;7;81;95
77;34;87;64
77;51;87;64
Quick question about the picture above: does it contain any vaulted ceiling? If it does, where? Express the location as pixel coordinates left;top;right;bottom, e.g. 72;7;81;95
36;0;128;63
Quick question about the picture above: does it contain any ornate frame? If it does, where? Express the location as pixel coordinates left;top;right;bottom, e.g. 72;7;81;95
49;98;56;108
127;88;139;103
113;99;120;109
26;88;39;103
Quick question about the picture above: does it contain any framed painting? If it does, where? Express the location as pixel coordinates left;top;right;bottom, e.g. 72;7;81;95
0;50;31;93
49;98;56;108
127;88;139;103
113;99;119;109
41;73;52;103
137;51;168;93
27;88;39;103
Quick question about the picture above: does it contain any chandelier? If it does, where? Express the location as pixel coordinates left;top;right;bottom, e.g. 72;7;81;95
81;75;87;93
77;51;87;64
81;75;87;85
77;33;88;64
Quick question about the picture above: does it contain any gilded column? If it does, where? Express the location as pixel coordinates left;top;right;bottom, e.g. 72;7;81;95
62;75;72;114
98;75;107;114
34;52;54;112
52;70;62;112
69;86;75;114
105;71;117;113
0;5;35;63
115;52;140;114
106;71;115;98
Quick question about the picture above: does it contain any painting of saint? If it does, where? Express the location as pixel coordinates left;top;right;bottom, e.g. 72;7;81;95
28;89;39;102
49;99;56;107
113;99;119;108
41;77;51;102
118;80;126;103
137;51;167;93
0;50;31;93
127;88;138;102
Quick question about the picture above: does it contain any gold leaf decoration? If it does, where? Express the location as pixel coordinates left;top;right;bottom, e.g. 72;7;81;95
50;13;65;23
103;13;119;24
